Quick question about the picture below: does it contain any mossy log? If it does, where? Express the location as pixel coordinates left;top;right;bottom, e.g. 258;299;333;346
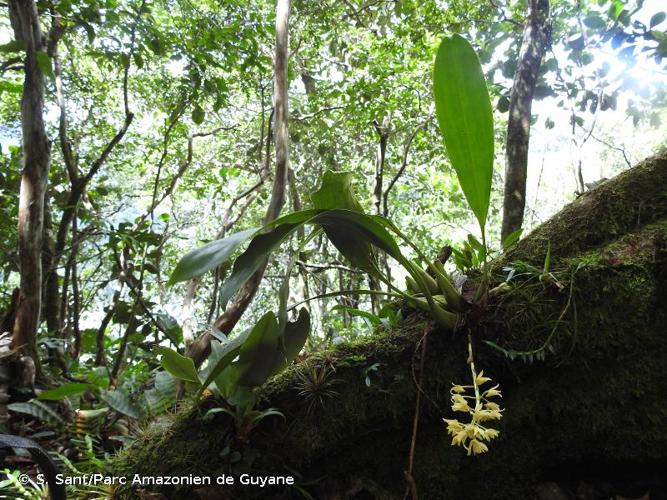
114;150;667;500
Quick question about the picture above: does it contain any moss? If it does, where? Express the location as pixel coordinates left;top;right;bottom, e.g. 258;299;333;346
503;148;667;265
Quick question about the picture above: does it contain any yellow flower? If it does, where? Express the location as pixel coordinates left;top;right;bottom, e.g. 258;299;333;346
464;423;478;438
481;428;499;441
443;418;463;434
451;394;471;413
475;370;491;386
484;401;500;411
473;408;503;422
468;439;489;455
450;384;466;394
483;385;502;398
451;430;468;447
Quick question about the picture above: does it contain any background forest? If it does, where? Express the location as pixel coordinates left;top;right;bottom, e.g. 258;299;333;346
0;0;666;498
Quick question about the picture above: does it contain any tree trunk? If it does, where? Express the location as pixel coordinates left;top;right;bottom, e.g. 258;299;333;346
8;0;51;372
40;8;134;340
501;0;550;242
186;0;290;368
114;150;667;500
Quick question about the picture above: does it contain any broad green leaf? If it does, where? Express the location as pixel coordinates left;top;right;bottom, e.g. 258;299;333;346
314;210;403;272
235;311;280;387
35;51;54;80
311;170;364;212
192;104;205;124
433;34;494;230
218;213;318;307
265;208;321;228
168;227;258;285
155;346;200;384
218;206;408;309
269;308;311;375
310;171;376;271
332;305;381;326
501;228;523;249
37;382;89;401
8;400;65;428
214;312;281;396
650;11;665;28
101;390;143;419
198;326;254;395
319;211;403;260
155;312;182;345
215;364;241;400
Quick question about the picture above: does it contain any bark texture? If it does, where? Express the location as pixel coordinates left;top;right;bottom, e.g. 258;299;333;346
501;0;550;242
114;150;667;499
8;0;50;369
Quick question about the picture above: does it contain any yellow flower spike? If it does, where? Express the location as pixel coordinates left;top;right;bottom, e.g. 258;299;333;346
488;410;503;420
446;353;504;456
472;407;486;422
469;439;489;455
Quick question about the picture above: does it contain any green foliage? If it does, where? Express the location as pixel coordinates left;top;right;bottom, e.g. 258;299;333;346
433;34;494;231
223;311;281;389
502;229;523;250
168;227;258;285
216;211;319;307
205;405;285;440
100;389;143;420
37;382;89;401
34;51;54;80
173;171;464;333
311;170;364;211
7;401;65;429
155;346;200;384
165;309;311;406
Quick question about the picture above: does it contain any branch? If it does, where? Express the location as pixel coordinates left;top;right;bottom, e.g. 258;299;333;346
293;105;346;121
186;0;291;368
53;5;142;258
147;103;186;222
297;261;362;274
383;121;426;217
590;134;632;169
151;124;239;216
489;0;523;27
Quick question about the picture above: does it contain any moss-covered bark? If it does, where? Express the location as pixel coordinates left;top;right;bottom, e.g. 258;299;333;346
113;150;667;499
